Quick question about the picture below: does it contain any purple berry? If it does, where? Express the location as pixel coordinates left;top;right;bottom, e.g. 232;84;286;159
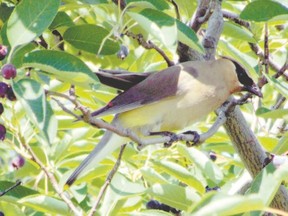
6;86;16;101
0;211;4;216
159;203;171;212
117;45;129;60
209;151;217;161
12;155;25;169
1;64;17;79
0;82;8;98
146;200;161;209
0;45;8;61
0;103;3;115
0;124;6;141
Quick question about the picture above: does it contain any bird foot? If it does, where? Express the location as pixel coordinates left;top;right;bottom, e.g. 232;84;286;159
149;130;200;148
182;130;200;147
149;131;177;148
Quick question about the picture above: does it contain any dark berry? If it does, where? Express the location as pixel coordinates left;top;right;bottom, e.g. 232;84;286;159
205;185;221;192
0;103;3;115
12;155;25;169
209;151;217;161
0;82;8;98
170;207;181;214
0;124;6;141
117;45;129;60
0;211;4;216
6;86;16;101
159;203;171;212
0;45;8;61
1;64;17;79
146;200;161;209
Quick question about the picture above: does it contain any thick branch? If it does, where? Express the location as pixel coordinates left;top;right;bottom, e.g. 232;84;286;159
224;105;288;210
190;0;212;32
200;0;288;211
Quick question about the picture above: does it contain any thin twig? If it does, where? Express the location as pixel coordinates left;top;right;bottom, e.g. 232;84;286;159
222;10;250;28
51;97;82;120
69;85;76;99
88;144;127;216
264;23;269;75
221;10;287;76
190;0;211;32
272;95;286;110
169;0;180;20
17;132;81;215
47;90;78;106
274;63;288;79
124;31;175;66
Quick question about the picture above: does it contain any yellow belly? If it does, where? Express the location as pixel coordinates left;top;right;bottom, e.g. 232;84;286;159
117;87;229;133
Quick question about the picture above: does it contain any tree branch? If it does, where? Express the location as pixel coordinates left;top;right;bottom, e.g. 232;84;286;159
186;0;288;211
88;144;126;216
17;132;81;215
124;31;175;66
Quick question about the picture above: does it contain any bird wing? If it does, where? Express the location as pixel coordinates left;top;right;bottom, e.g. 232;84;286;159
92;63;186;117
95;69;153;90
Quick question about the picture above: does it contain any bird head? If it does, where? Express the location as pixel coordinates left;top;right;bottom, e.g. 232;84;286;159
223;57;263;98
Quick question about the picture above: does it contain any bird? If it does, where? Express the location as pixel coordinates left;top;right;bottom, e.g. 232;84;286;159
65;58;262;186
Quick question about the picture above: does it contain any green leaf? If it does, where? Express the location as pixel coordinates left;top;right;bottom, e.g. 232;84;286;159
128;8;203;53
176;20;204;53
191;194;264;215
110;173;146;196
256;107;288;120
63;24;119;55
248;163;280;206
218;40;258;75
264;73;288;97
12;79;58;144
0;181;38;200
273;132;288;154
126;0;170;10
240;0;288;22
11;43;38;68
222;22;256;43
79;0;108;4
177;145;224;184
140;167;169;184
128;8;177;51
49;11;74;30
18;195;69;215
148;184;201;211
7;0;60;47
0;3;13;23
153;160;205;193
22;50;99;87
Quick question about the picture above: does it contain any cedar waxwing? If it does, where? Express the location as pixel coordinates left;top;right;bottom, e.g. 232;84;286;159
65;58;262;186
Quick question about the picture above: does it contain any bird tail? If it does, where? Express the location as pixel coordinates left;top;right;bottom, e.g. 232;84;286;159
65;130;128;186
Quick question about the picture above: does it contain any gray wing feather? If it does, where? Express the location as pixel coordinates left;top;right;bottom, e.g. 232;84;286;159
92;64;183;117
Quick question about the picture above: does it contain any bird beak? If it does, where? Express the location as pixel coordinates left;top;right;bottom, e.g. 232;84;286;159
243;84;263;98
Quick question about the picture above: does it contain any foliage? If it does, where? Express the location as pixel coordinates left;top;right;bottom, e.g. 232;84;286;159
0;0;288;215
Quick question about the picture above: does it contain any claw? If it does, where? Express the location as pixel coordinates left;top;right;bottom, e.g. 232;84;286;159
182;131;200;147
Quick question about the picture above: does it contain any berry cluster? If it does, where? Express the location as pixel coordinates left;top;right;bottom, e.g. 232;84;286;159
0;51;17;140
146;200;181;215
